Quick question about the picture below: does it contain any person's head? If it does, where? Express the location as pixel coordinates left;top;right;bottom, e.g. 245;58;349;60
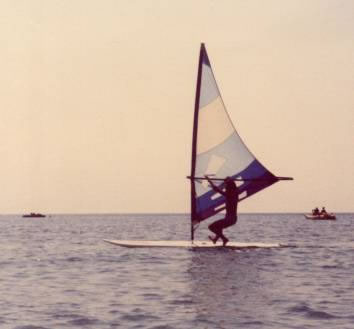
225;177;237;191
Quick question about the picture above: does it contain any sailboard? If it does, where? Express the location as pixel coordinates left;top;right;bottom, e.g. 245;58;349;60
104;239;283;249
105;43;292;249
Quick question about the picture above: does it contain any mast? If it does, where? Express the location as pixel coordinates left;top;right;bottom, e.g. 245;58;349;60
190;43;204;241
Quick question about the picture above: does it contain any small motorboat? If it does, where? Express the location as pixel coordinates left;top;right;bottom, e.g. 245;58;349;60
304;213;336;220
22;212;46;218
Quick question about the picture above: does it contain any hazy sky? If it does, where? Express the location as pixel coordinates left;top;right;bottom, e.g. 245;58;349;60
1;0;353;214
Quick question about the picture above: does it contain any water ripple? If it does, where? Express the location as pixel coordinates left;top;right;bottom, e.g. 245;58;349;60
288;304;340;319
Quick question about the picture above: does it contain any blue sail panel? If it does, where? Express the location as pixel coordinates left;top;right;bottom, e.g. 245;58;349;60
195;161;277;220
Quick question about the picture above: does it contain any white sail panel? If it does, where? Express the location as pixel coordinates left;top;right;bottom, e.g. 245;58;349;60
197;97;234;154
195;132;255;197
199;57;219;108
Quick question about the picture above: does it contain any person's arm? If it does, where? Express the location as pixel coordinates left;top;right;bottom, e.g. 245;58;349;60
205;176;226;196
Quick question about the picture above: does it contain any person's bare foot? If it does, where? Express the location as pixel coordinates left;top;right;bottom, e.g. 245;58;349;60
208;235;218;244
222;236;229;246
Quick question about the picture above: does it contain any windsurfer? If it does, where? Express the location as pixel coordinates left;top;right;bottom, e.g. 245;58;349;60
205;176;239;246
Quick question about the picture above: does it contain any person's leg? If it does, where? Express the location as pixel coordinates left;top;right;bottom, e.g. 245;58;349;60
219;217;237;246
208;219;224;243
219;222;228;246
220;233;229;246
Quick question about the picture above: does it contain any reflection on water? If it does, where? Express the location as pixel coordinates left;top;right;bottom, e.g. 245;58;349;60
187;248;277;327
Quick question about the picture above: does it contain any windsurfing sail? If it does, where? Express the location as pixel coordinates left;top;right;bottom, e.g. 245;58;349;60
189;43;292;240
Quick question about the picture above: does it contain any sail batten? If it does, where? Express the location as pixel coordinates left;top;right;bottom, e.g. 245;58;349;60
190;44;286;226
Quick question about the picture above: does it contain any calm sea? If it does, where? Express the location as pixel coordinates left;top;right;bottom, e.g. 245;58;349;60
0;213;353;329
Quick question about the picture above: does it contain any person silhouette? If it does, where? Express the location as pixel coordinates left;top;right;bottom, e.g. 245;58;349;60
313;207;319;215
320;207;327;215
205;176;239;246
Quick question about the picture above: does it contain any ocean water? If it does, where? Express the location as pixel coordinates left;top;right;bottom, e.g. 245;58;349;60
0;213;353;329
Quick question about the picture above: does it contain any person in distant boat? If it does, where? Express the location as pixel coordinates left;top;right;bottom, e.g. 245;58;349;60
320;207;327;215
205;176;239;246
313;207;320;215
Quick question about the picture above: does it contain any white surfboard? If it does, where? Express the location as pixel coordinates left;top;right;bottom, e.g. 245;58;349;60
103;239;284;249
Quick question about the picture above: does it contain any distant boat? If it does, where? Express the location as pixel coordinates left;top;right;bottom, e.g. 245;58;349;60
305;214;336;220
22;213;46;218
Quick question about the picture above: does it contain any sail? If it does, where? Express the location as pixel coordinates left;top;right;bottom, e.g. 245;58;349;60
190;44;279;223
